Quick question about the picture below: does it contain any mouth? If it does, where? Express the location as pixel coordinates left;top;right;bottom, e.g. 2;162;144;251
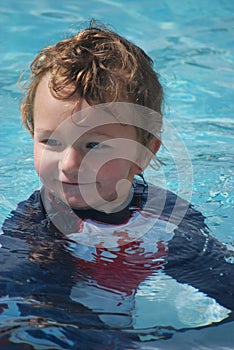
62;181;79;186
61;181;94;186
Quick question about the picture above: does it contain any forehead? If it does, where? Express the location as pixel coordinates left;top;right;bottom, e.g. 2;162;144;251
33;75;138;139
34;74;81;127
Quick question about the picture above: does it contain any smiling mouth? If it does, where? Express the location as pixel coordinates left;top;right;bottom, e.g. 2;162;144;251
61;181;94;186
62;182;79;186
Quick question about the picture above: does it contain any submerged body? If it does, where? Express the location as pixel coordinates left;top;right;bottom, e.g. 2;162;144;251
1;179;233;344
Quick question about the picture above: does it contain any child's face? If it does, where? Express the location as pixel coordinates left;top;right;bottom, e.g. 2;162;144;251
33;75;142;212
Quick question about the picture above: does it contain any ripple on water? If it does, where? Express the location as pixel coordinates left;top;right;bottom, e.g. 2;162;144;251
31;9;83;22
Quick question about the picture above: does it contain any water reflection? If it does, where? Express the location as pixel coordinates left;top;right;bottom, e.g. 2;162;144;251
0;213;233;350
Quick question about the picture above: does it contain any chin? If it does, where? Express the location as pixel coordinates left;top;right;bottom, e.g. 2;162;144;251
66;198;90;210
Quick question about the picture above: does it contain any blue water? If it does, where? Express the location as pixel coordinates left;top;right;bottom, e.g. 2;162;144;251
0;0;234;349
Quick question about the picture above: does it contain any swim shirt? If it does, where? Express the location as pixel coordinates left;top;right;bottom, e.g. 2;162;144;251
1;179;234;332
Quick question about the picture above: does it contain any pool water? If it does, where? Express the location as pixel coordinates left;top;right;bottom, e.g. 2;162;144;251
0;0;234;349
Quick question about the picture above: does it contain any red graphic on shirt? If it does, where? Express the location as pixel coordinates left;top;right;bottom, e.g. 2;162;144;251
74;240;168;295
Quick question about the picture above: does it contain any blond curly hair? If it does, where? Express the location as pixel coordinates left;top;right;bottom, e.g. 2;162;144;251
20;23;163;145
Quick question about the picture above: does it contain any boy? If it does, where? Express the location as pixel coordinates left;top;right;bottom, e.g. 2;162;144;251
1;24;234;346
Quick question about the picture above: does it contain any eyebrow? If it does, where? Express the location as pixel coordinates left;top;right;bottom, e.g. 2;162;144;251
35;128;53;133
35;123;92;133
35;122;128;140
35;128;115;139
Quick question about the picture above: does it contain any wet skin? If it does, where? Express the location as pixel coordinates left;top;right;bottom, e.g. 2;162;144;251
33;75;146;212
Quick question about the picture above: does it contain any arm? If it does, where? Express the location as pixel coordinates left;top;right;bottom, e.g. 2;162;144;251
166;219;234;313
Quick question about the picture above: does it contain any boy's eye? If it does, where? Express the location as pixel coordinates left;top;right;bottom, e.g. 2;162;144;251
86;142;102;149
43;139;62;146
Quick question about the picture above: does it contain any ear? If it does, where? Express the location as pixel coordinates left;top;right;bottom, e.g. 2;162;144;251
129;137;161;176
139;137;161;171
147;136;161;155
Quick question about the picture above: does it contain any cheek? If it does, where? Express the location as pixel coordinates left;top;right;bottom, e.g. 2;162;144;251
97;160;135;181
34;145;56;179
34;145;42;176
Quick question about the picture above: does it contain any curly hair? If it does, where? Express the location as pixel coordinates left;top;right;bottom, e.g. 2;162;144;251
20;23;163;144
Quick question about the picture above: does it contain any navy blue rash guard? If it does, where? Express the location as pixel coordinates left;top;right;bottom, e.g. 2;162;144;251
1;179;234;329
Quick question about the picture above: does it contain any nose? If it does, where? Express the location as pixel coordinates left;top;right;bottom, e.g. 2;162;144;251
59;146;83;175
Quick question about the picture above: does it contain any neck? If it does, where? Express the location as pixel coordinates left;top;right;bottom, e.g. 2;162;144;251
40;179;148;228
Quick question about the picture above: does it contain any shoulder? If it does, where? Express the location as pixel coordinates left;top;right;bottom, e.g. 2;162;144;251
8;190;43;218
138;180;207;231
1;190;46;237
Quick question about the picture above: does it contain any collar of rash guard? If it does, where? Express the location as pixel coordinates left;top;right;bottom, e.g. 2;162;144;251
42;181;148;225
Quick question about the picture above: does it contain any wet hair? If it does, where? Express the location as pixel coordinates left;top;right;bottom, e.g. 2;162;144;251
20;22;163;145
